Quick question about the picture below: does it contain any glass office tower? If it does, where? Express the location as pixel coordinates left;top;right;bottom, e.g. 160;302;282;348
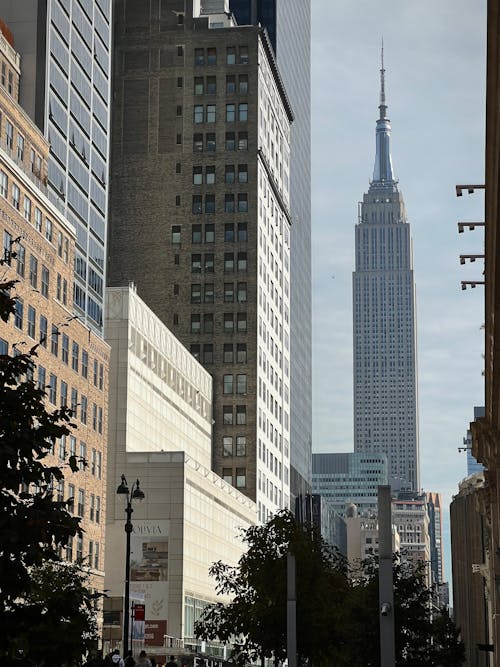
0;0;112;333
230;0;312;500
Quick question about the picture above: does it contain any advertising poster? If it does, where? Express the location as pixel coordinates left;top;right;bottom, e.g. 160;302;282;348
130;520;169;647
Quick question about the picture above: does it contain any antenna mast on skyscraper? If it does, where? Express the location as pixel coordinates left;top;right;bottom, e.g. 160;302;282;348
379;38;387;119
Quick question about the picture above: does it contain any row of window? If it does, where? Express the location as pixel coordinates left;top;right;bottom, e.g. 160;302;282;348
190;252;248;273
1;59;14;96
9;300;105;389
193;164;248;185
55;436;103;480
190;281;247;303
193;74;248;95
0;110;44;179
221;467;247;489
1;171;70;259
172;222;248;245
194;46;249;67
190;343;247;366
223;435;247;457
7;237;73;313
223;404;247;425
223;374;247;394
190;312;248;334
193;131;248;152
191;193;248;214
38;367;103;433
63;534;101;570
193;102;248;124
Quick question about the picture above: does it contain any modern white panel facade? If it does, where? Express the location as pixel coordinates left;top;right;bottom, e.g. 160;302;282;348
353;59;420;493
256;34;291;522
104;286;256;652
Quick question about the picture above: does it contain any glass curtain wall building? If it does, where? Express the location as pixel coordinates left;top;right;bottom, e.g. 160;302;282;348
230;0;312;501
0;0;112;333
312;452;388;517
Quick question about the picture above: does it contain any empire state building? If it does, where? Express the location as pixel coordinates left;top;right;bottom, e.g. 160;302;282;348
353;55;420;493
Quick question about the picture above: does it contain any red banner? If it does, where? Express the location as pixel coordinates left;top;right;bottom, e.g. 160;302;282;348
145;620;167;646
134;604;146;621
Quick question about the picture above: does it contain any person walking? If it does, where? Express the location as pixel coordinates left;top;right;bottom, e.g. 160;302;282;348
124;649;136;667
137;649;152;667
111;649;125;667
165;656;177;667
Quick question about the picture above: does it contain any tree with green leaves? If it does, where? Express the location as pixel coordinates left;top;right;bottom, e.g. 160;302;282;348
195;510;464;667
342;558;464;667
0;279;101;665
195;509;349;666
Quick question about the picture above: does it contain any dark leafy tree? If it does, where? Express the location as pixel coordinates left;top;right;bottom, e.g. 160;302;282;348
11;560;102;666
195;510;349;665
195;509;464;667
0;279;101;664
342;558;465;667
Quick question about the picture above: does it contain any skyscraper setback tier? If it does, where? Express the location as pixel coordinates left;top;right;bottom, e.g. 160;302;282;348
353;57;420;493
107;2;293;522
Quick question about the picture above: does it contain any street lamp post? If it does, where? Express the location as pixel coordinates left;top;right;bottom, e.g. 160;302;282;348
116;474;145;657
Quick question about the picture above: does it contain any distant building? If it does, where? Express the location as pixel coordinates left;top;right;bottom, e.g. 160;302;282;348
450;473;492;666
353;53;420;493
345;503;400;570
103;286;256;658
312;452;388;517
295;493;346;556
425;491;444;589
392;495;430;583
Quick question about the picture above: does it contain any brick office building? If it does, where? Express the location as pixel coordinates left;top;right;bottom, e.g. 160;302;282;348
108;0;293;521
0;26;109;596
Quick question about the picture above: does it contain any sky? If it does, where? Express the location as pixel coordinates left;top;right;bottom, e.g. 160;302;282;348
310;0;487;584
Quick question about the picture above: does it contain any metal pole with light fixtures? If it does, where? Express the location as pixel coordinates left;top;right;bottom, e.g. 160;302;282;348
116;474;145;657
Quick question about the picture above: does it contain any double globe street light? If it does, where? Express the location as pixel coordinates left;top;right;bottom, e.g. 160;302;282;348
116;474;145;657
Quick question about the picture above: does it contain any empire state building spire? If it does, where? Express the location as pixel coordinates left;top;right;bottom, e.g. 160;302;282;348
372;43;395;185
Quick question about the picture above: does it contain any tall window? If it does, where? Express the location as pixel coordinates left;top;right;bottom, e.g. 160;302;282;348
27;306;36;338
16;243;25;277
72;342;79;372
49;374;57;404
11;183;20;210
41;266;49;297
0;170;7;197
223;375;233;394
238;103;248;121
5;120;13;149
51;325;59;356
39;315;47;347
29;255;38;288
14;298;23;329
61;334;69;363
